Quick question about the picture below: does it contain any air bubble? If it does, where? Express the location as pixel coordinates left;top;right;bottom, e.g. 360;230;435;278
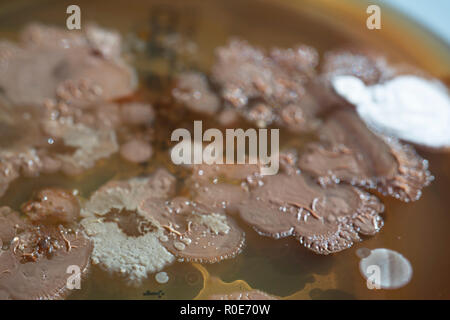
174;241;186;251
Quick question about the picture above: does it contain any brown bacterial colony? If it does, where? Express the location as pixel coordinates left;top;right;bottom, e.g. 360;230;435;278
0;0;449;300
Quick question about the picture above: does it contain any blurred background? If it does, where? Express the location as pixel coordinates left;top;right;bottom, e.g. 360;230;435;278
377;0;450;44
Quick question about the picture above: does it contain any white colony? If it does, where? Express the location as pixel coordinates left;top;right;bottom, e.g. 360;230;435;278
332;75;450;149
359;248;413;289
155;272;169;284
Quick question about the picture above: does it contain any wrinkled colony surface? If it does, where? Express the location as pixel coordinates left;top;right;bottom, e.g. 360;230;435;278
80;169;245;285
0;206;92;299
0;0;449;300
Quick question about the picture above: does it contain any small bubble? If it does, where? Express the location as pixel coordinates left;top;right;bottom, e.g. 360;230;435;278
174;241;186;251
